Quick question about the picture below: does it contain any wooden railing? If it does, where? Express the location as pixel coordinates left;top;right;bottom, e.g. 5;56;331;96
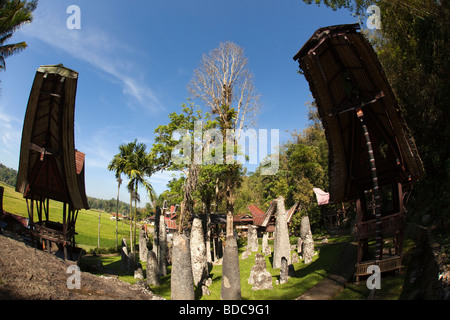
355;211;406;240
32;221;75;245
355;256;402;277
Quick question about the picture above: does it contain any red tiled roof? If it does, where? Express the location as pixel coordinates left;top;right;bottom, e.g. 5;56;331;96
246;205;266;226
75;150;85;175
248;205;264;216
234;214;253;222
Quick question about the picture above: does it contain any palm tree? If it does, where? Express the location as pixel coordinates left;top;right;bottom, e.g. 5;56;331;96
110;139;155;253
126;142;156;251
107;154;124;251
0;0;38;71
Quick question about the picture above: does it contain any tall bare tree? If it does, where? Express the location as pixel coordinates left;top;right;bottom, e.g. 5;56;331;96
188;41;261;236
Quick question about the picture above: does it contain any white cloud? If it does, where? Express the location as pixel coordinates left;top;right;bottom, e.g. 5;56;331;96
19;3;163;114
0;106;20;149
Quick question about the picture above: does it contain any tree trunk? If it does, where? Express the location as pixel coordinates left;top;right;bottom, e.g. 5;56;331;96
129;192;133;253
115;183;120;251
225;183;235;237
204;201;212;265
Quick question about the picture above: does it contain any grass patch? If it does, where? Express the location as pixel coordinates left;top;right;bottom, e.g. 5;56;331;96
335;236;417;300
1;182;131;251
201;242;346;300
83;238;348;300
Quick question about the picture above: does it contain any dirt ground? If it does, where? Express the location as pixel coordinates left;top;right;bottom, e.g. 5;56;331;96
0;232;164;300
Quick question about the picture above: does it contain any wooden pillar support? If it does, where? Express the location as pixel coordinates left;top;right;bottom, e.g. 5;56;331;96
356;107;383;264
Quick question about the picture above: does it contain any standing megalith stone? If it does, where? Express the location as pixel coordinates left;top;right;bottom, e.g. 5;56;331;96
128;252;136;275
121;239;129;274
297;237;303;255
134;263;144;279
273;196;291;269
303;230;315;264
292;251;299;264
139;228;148;262
247;226;258;252
221;235;241;300
158;211;168;276
279;257;289;284
248;253;273;291
300;215;312;240
146;250;160;286
262;233;271;256
190;217;208;287
171;233;195;300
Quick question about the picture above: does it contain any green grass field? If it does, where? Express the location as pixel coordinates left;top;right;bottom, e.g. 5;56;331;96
1;182;131;251
2;181;411;300
81;239;348;300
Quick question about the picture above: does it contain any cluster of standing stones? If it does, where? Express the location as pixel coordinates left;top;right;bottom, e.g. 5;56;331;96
119;196;316;299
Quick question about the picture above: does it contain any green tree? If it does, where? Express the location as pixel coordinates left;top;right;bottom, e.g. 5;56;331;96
0;0;37;71
110;139;155;252
126;140;155;251
188;41;261;237
150;101;218;232
235;101;328;232
108;149;126;250
302;0;450;234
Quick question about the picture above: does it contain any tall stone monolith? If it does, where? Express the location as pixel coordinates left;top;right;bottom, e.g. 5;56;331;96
262;233;271;256
139;228;148;262
279;257;289;284
121;238;129;273
300;215;312;240
297;237;303;255
190;217;208;287
146;250;160;286
158;211;168;276
273;196;291;269
247;226;258;252
303;230;315;264
171;233;195;300
221;235;241;300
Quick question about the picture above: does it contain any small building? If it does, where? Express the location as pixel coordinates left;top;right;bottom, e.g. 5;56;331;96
293;24;424;280
15;64;89;260
258;201;299;237
236;202;299;237
148;205;179;234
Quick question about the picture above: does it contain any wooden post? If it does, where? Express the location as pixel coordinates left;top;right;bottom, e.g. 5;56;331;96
98;210;101;250
38;198;43;223
356;108;382;264
63;202;67;234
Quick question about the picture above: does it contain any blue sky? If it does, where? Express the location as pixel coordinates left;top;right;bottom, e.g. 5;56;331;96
0;0;359;205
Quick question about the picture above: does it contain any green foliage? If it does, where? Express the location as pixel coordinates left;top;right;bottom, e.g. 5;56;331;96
235;101;328;232
0;0;37;71
0;163;17;187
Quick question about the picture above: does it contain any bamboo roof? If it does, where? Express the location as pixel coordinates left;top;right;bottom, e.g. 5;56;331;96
293;24;424;203
16;64;89;210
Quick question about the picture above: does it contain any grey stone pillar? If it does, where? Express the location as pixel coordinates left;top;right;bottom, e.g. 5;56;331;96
221;235;241;300
171;233;195;300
